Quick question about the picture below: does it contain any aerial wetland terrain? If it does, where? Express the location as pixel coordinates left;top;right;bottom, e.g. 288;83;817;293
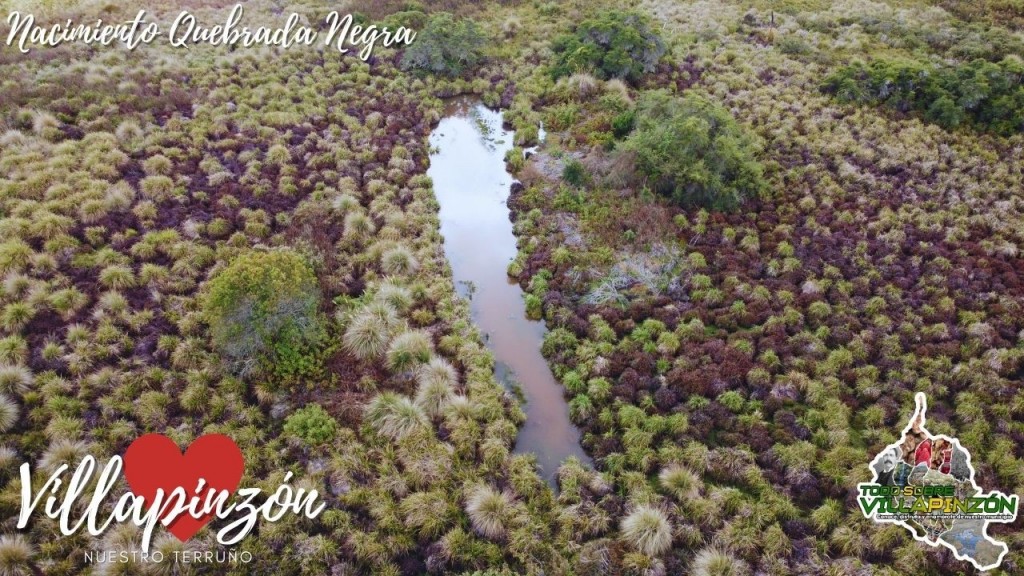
0;0;1022;574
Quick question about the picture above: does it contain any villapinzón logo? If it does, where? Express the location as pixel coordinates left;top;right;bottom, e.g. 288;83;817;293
17;433;325;564
858;393;1019;571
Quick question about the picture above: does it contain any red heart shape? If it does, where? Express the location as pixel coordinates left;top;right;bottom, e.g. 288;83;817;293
123;434;245;542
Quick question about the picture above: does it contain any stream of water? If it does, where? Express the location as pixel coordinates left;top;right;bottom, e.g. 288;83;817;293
427;98;591;484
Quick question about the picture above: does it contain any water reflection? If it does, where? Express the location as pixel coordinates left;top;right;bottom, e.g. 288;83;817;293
428;98;592;484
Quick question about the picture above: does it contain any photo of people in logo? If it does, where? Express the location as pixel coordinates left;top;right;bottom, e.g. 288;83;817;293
868;400;1007;568
873;414;970;491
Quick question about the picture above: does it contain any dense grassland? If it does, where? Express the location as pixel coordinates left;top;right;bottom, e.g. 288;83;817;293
0;0;1022;575
0;1;566;574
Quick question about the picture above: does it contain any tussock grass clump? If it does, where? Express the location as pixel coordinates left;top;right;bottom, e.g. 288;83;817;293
0;130;26;148
0;445;18;471
380;244;419;276
386;329;433;372
373;280;413;312
604;78;632;103
146;533;194;576
0;241;32;275
658;464;700;501
0;337;27;365
0;394;18;433
690;546;749;576
332;193;360;213
266;144;291;167
98;265;136;290
364;393;429;441
139;175;175;202
104;181;135;210
0;365;32;396
31;111;59;139
78;199;109;224
417;356;458;390
831;524;866;557
414;357;457;417
37;439;92;473
343;211;376;241
143;154;172;176
566;73;602;100
114;120;143;148
465;484;513;540
619;505;672;556
1;275;31;299
0;303;35;333
0;534;34;576
400;490;455;539
811;498;843;533
343;301;399;361
443;394;474;421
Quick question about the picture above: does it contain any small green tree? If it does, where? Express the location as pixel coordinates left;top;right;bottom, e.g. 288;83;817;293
619;91;767;211
400;13;487;76
203;249;323;378
283;404;338;446
550;11;665;83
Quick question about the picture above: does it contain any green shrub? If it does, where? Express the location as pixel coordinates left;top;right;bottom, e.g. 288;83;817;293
620;91;767;211
777;35;812;55
822;56;1024;134
400;13;487;76
550;11;665;83
283;404;338;446
524;294;543;320
505;147;525;173
203;249;323;378
611;109;635;138
562;159;588;187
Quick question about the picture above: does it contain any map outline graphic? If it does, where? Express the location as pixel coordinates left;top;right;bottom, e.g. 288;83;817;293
858;392;1018;572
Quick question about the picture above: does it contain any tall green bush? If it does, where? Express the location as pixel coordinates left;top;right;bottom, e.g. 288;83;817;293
619;91;767;211
283;404;338;446
400;13;487;76
550;11;666;83
822;56;1024;134
203;249;323;377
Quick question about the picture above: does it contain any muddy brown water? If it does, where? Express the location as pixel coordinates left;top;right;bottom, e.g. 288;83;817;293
428;98;591;484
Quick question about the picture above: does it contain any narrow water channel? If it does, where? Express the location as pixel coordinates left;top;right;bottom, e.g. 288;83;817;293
427;98;591;484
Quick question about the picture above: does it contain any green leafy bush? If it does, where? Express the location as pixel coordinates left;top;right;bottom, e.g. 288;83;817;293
400;13;487;76
822;56;1024;134
203;249;323;377
283;404;338;446
562;158;588;187
550;11;666;83
619;91;767;210
524;293;543;320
